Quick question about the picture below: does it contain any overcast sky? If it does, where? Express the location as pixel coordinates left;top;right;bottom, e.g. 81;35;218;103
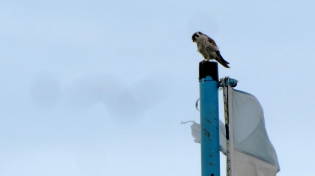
1;1;315;175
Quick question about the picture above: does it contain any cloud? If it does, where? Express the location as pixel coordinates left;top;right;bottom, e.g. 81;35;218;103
30;73;62;108
0;12;107;47
66;72;173;124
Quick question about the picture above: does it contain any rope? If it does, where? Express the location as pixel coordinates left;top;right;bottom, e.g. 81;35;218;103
195;98;200;111
180;121;197;124
221;77;232;176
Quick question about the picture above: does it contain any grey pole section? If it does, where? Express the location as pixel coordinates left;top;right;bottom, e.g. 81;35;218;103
199;61;220;176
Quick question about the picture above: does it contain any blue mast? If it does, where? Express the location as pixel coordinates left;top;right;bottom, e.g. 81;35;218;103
199;61;220;176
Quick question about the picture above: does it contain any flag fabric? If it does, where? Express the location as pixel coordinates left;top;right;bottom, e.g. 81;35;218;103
183;86;280;176
181;120;227;154
227;87;280;176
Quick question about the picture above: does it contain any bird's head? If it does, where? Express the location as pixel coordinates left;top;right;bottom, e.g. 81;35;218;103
192;32;203;42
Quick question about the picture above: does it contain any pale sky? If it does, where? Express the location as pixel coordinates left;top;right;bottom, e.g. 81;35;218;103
1;1;315;175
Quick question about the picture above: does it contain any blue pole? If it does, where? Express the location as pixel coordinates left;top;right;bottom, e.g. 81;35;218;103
199;61;220;176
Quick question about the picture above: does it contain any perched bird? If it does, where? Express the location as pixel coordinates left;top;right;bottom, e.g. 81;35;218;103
192;32;230;68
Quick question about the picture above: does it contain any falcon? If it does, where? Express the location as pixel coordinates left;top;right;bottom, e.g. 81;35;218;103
192;32;230;68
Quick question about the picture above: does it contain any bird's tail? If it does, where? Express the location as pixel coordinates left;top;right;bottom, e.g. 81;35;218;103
216;51;230;68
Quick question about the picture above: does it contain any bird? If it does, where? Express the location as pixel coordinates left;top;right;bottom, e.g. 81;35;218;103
192;31;230;68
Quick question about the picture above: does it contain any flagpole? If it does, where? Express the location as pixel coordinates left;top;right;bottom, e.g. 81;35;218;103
199;61;220;176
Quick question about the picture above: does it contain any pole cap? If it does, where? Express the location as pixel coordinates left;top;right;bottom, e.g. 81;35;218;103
199;61;219;81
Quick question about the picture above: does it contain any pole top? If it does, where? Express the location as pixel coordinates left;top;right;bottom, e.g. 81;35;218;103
199;61;219;81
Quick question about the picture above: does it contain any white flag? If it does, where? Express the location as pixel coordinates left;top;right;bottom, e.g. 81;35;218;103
183;87;280;175
228;88;280;176
181;120;227;154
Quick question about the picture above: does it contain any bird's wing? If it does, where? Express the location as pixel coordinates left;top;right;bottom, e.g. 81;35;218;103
215;51;230;68
205;45;216;52
206;36;219;48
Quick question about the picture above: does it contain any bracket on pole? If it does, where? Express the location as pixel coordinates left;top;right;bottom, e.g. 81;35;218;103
218;78;238;88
